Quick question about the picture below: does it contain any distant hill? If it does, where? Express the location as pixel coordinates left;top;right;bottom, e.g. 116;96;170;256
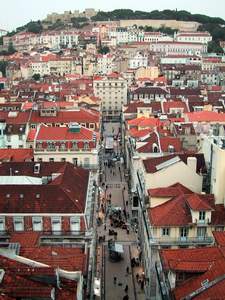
4;9;225;54
91;9;225;25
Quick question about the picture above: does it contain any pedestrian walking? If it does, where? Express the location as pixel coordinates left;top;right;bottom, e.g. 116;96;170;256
104;224;106;230
113;276;117;284
124;285;128;293
123;295;129;300
126;266;129;274
136;273;139;282
126;200;128;206
126;228;130;235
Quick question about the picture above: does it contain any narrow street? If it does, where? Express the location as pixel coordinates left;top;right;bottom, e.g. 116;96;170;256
95;122;145;300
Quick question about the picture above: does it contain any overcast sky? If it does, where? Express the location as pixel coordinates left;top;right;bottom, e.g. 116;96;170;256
1;0;225;31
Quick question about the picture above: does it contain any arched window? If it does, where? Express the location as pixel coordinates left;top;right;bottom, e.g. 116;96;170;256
152;143;159;153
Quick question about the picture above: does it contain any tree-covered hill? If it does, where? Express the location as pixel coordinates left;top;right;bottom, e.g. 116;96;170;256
91;9;225;25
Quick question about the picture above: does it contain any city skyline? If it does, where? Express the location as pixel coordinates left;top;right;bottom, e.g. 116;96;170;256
1;0;225;31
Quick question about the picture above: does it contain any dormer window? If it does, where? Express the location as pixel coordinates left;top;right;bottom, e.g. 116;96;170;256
152;143;159;153
84;142;89;150
13;217;24;231
168;145;175;153
72;141;78;150
199;211;206;221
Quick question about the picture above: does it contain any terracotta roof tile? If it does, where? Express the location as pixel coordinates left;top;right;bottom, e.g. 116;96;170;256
186;111;225;123
149;194;192;226
148;183;193;197
186;194;214;211
213;231;225;247
174;259;225;300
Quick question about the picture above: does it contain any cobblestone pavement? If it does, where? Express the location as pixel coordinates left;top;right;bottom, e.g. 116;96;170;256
96;122;145;300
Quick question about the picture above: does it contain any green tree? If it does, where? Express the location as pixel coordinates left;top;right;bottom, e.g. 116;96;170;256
32;73;41;81
0;61;8;77
8;41;16;55
208;41;224;54
27;21;43;33
98;46;110;54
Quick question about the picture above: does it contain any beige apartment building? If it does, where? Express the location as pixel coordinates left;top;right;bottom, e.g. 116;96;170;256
93;75;128;119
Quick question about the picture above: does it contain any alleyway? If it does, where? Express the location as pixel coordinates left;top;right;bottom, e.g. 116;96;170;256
95;122;145;300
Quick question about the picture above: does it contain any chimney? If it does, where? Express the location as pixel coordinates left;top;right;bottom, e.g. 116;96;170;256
187;157;197;173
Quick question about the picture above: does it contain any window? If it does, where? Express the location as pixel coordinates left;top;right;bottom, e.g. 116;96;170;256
199;211;206;221
13;217;24;231
49;158;54;162
0;217;5;232
72;141;78;150
197;227;206;239
84;142;89;150
73;158;78;166
84;157;90;167
216;226;224;232
32;217;43;231
70;216;80;234
180;227;188;239
61;158;66;162
162;228;170;236
51;217;61;234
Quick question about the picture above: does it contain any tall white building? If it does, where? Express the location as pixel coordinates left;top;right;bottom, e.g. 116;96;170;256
129;51;148;69
96;54;114;75
175;31;212;44
108;27;144;45
93;74;128;118
150;41;207;55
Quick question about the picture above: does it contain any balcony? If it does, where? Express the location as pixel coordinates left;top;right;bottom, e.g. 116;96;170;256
150;236;214;246
40;230;86;238
81;164;98;170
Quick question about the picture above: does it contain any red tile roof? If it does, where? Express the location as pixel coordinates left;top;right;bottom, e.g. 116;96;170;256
186;194;214;211
128;116;161;128
212;205;225;225
0;149;33;162
10;232;40;247
186;111;225;123
20;247;86;272
26;129;37;142
128;128;152;139
160;136;182;152
160;247;222;272
148;183;193;197
174;259;225;300
0;162;89;214
149;194;192;226
213;231;225;247
163;101;189;114
143;153;206;174
36;124;96;142
30;108;100;125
